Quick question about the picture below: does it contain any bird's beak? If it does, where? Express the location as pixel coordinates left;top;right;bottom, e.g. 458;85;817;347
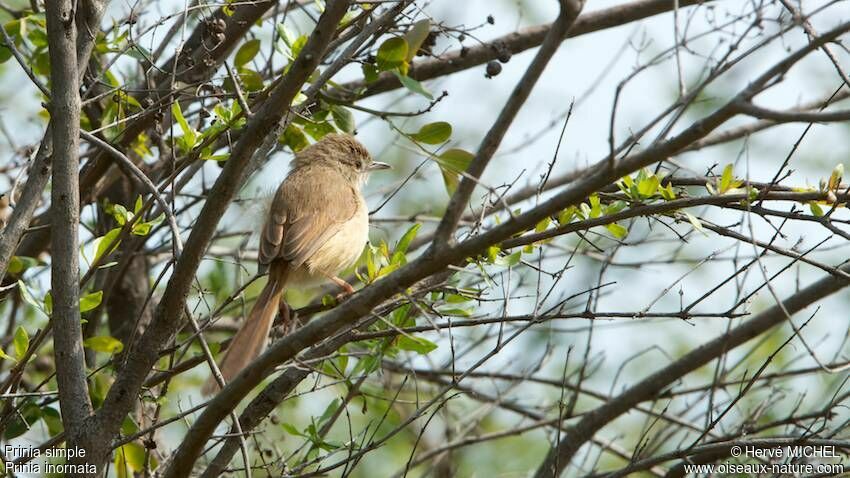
368;161;392;171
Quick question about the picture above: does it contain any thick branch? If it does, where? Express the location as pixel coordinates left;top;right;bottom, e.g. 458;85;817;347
45;0;94;443
88;2;355;476
169;22;850;459
333;0;711;100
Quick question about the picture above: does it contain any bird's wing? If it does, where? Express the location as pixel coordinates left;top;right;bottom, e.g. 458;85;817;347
259;166;359;270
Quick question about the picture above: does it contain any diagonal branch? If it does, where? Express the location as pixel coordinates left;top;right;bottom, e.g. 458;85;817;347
164;21;850;470
79;2;355;475
431;0;586;246
0;0;108;280
531;263;850;477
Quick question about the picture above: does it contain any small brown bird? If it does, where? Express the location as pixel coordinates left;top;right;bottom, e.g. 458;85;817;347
204;134;389;394
0;193;10;230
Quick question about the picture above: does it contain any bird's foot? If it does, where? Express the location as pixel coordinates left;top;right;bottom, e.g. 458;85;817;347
330;276;356;302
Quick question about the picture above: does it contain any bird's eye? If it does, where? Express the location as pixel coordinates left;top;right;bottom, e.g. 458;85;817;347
355;160;363;169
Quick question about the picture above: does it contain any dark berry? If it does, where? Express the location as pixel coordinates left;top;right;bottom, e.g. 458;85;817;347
485;60;502;78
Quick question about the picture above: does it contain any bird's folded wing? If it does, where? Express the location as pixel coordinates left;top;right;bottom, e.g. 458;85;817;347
259;166;358;269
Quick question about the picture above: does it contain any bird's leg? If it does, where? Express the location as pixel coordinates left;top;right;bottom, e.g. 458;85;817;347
329;275;355;301
279;300;294;335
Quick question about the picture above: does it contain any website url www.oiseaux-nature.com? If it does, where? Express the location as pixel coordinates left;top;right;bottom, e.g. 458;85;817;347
683;462;844;476
683;444;844;476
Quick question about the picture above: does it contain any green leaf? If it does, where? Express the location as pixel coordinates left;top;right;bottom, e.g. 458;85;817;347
84;336;124;354
719;163;733;193
234;38;261;67
557;207;575;225
115;442;145;478
171;102;196;149
80;291;103;313
403;19;430;62
436;306;473;317
396;223;421;255
637;175;659;198
109;203;130;225
17;280;43;315
0;345;15;362
44;291;52;315
14;325;29;360
493;251;522;267
291;34;308;59
280;124;309;152
660;182;676;200
829;163;844;190
41;407;63;435
282;423;305;437
605;223;628;239
535;216;551;233
396;335;437;355
809;202;825;217
94;228;122;263
409;121;451;144
7;256;39;275
0;44;11;64
393;71;433;99
362;63;379;83
132;222;152;236
330;105;355;133
436;148;474;195
589;194;602;218
121;415;140;436
304;120;336;141
232;68;264;92
604;200;627;215
376;37;408;71
3;402;41;440
684;211;706;235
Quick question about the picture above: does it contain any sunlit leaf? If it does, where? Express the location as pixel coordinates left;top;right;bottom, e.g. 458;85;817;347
829;163;844;190
115;442;145;478
376;37;408;71
436;148;474;195
396;223;421;255
606;223;628;239
0;345;15;362
14;325;29;360
94;228;122;264
637;175;659;198
409;121;451;144
171;102;196;149
720;163;733;193
80;291;103;313
7;256;39;275
84;336;124;354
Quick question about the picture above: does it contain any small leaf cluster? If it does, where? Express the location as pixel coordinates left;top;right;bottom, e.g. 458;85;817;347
363;20;435;99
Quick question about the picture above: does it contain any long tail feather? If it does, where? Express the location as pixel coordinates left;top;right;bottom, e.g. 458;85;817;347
203;266;287;394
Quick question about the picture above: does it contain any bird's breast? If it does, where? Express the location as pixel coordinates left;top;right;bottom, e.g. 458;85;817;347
298;194;369;283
